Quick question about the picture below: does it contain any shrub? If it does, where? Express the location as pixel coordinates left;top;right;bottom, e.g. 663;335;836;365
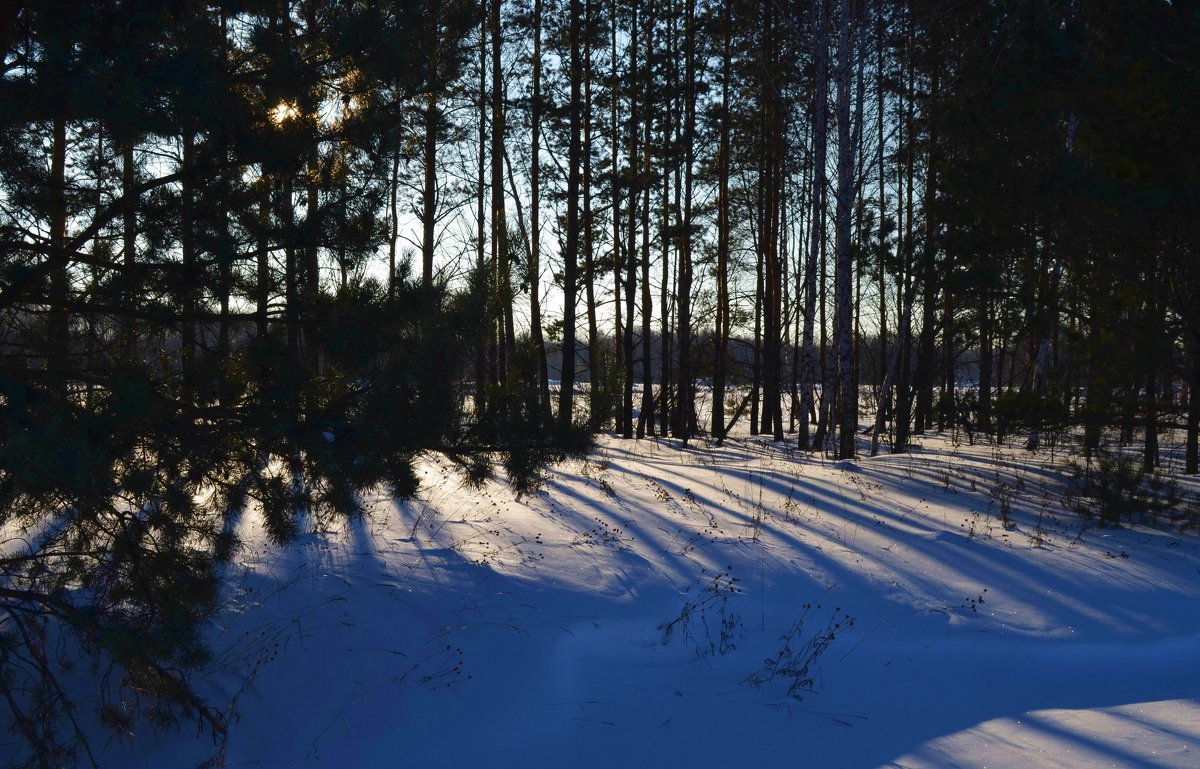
1066;448;1181;526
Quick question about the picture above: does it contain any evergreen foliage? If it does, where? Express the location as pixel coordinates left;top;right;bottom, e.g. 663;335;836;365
2;0;1200;762
0;2;583;764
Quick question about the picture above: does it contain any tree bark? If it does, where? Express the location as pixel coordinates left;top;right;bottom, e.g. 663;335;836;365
181;131;197;374
872;291;913;456
491;0;513;381
637;15;654;439
582;0;601;431
48;115;69;385
123;141;138;356
257;189;270;340
530;0;552;425
388;130;400;299
622;0;638;440
475;13;488;417
799;0;827;452
422;99;438;288
672;0;696;439
1143;363;1158;473
834;0;856;459
1186;354;1199;475
610;0;625;436
915;69;940;435
712;2;731;440
304;141;321;373
978;289;993;432
558;0;583;430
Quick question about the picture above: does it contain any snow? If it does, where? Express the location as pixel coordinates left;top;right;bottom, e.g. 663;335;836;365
95;430;1200;768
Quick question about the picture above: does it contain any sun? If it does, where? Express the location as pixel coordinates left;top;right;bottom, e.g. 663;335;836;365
269;100;301;125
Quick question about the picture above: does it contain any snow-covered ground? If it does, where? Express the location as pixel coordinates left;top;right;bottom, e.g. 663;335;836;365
109;429;1200;768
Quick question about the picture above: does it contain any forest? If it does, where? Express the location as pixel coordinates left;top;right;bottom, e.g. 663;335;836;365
1;0;1198;765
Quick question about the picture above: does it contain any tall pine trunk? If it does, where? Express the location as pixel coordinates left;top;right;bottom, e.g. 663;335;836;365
978;289;993;432
637;28;654;439
659;38;673;440
610;0;626;436
474;15;488;417
833;0;856;459
491;0;513;381
915;71;940;435
872;291;913;456
673;0;696;438
123;141;138;356
530;0;552;426
48;116;69;387
422;100;438;288
257;187;270;340
558;0;583;430
389;130;400;299
799;0;827;451
893;28;915;453
1186;352;1199;475
582;0;601;431
304;142;321;374
622;0;638;440
712;3;732;440
181;132;198;375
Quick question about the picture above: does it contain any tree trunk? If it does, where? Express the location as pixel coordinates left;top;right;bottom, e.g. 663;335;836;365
1186;354;1199;475
257;190;270;340
814;187;832;452
915;72;939;435
422;99;438;288
582;0;601;431
894;31;915;453
216;10;232;367
611;0;625;435
876;2;888;401
751;236;762;437
48;115;69;386
762;18;785;444
799;0;826;451
558;0;583;431
660;89;672;439
491;0;513;381
637;27;654;439
1143;363;1158;473
389;131;400;299
1024;258;1062;451
672;0;696;439
941;281;953;431
833;0;856;459
123;141;138;356
531;0;552;426
872;292;913;456
475;14;488;417
304;141;323;373
181;131;197;374
283;176;299;360
978;289;993;433
712;2;731;440
622;0;638;440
